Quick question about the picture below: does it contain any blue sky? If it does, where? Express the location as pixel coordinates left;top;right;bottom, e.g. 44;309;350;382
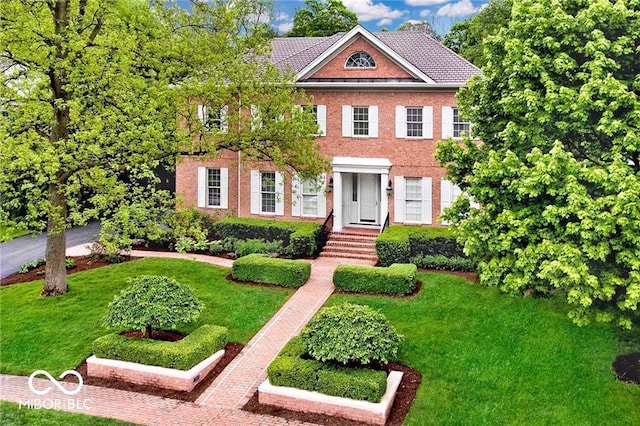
271;0;486;36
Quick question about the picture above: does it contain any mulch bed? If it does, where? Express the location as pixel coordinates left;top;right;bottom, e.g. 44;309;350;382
120;329;186;341
613;353;640;385
67;342;244;402
0;255;136;286
243;362;421;426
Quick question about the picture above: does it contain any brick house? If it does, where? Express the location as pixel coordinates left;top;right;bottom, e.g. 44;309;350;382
175;25;480;233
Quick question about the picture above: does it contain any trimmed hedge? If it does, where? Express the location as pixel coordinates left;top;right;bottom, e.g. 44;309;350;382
376;226;469;267
266;336;388;403
317;365;387;403
333;263;417;295
232;254;311;288
211;217;324;258
410;254;476;272
93;324;227;370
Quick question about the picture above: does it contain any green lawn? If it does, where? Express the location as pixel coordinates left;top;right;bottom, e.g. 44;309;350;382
0;257;293;376
0;401;134;425
327;272;640;425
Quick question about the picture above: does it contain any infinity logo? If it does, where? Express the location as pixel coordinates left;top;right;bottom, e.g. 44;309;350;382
28;370;83;396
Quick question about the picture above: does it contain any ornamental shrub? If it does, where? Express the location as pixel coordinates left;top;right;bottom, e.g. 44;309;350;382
211;217;324;257
410;254;476;271
301;303;402;365
232;254;311;287
316;365;387;402
103;275;204;338
333;263;417;295
93;324;227;370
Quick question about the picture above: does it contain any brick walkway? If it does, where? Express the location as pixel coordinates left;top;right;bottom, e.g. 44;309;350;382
1;247;375;425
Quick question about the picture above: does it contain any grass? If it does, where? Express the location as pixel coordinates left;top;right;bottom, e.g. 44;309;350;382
0;401;133;425
326;272;640;425
0;224;30;242
0;257;293;376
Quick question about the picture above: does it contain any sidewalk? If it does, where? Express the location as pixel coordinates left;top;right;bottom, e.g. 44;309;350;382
1;245;375;425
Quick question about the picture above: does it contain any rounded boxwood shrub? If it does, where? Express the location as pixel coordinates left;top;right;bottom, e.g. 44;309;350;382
103;275;204;338
301;303;402;365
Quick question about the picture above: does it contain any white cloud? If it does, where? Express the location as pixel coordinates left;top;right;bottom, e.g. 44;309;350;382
405;0;448;6
378;18;393;26
278;22;294;33
418;9;432;17
436;0;478;17
274;12;289;22
342;0;407;23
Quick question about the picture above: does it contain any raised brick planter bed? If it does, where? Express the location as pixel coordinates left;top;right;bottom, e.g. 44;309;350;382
258;370;403;425
87;349;224;392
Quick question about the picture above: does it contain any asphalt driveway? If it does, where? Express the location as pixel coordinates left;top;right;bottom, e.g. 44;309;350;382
0;222;100;279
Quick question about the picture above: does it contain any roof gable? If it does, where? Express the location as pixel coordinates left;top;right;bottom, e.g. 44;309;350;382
270;25;481;85
306;36;415;81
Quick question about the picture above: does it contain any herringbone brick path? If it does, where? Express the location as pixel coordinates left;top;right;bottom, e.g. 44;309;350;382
0;248;375;425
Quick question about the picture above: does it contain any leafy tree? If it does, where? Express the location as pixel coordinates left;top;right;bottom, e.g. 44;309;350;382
443;0;512;67
103;276;203;338
287;0;358;37
396;20;441;41
0;0;326;296
301;303;402;365
436;0;640;328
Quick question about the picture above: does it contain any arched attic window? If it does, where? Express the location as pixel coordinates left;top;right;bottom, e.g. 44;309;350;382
345;52;376;68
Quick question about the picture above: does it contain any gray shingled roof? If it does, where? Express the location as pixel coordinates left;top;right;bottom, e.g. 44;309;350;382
270;31;480;84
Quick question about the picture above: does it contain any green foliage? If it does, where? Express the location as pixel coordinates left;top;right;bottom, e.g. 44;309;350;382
18;257;75;273
443;0;512;67
211;217;324;257
267;355;323;391
396;20;441;41
316;365;387;403
232;254;311;287
0;0;327;295
375;225;466;266
93;324;227;370
287;0;358;37
267;335;388;402
234;239;283;257
436;0;640;328
103;275;204;336
410;254;476;272
17;259;46;274
301;303;402;365
333;264;418;295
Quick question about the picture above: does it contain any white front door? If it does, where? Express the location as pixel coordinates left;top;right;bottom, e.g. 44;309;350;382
359;173;379;224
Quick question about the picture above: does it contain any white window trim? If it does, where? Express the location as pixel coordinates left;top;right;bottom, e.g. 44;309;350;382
396;106;433;140
250;170;284;216
342;105;378;138
291;173;327;218
197;104;228;133
197;167;228;209
316;105;327;136
394;176;432;224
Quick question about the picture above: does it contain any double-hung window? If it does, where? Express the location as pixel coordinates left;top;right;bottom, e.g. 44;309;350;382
197;167;228;209
342;105;378;137
404;178;423;222
261;172;276;214
406;107;423;138
198;105;228;132
452;107;471;138
395;106;433;139
291;174;327;218
393;176;432;224
353;106;369;136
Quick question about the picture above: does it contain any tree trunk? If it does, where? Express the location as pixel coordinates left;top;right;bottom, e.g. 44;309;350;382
41;183;68;296
146;324;153;339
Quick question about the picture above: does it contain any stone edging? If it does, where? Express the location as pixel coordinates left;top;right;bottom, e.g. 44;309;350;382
87;349;225;392
258;370;403;425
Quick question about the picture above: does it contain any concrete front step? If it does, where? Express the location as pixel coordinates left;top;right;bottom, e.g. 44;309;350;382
325;240;376;249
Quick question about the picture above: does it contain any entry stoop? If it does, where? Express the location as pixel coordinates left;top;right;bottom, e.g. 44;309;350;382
320;227;379;262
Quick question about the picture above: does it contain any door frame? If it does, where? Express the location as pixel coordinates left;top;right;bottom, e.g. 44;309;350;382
330;157;392;232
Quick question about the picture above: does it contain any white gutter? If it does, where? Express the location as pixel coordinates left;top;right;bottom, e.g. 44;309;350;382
295;82;465;90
